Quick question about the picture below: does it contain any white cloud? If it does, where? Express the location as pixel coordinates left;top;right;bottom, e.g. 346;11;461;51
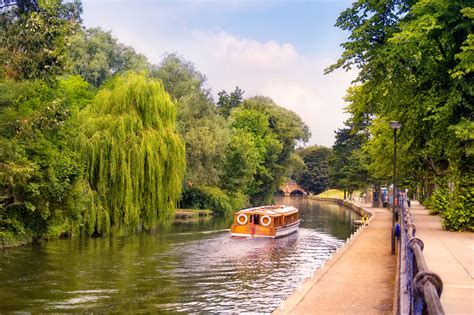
183;31;356;146
207;32;299;68
82;4;356;147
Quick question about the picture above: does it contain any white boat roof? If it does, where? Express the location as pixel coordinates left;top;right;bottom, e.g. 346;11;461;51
236;205;298;216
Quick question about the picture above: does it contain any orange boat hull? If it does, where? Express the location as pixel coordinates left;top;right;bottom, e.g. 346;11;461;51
230;220;300;238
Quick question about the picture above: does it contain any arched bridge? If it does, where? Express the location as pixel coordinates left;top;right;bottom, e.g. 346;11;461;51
279;180;307;196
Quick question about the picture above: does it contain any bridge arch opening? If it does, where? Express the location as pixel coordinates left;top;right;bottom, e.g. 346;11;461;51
289;190;304;197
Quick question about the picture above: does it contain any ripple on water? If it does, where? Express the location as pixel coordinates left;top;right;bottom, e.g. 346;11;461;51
0;198;357;313
150;228;343;313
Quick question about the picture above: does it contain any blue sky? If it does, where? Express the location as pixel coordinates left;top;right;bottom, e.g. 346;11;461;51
82;0;356;146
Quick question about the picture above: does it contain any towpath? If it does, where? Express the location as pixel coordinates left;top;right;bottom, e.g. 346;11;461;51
409;201;474;314
274;202;396;314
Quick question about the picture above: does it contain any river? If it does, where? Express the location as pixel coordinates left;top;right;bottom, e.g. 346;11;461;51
0;197;360;313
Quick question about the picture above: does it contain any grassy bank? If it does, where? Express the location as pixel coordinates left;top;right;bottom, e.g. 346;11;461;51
316;189;345;199
0;231;33;249
174;209;213;218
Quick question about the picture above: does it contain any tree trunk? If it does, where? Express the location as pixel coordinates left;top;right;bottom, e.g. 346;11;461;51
375;183;382;207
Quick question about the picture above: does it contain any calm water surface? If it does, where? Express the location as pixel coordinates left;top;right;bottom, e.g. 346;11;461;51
0;197;360;313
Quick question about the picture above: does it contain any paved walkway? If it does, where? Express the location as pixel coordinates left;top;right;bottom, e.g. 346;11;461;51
274;203;396;315
410;201;474;314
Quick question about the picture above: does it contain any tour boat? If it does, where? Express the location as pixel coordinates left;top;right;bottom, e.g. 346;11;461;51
230;205;300;238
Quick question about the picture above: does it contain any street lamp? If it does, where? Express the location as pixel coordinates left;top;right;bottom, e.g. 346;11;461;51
389;121;402;255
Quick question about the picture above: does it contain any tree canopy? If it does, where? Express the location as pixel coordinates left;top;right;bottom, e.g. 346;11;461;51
0;0;82;80
0;0;314;246
295;146;332;195
74;73;185;235
329;0;473;230
66;28;150;87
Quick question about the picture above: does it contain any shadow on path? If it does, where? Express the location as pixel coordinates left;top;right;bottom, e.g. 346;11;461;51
274;203;396;314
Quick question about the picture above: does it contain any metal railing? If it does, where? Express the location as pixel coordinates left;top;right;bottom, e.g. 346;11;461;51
398;202;445;314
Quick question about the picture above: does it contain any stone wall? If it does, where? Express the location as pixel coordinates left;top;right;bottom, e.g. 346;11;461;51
307;196;373;218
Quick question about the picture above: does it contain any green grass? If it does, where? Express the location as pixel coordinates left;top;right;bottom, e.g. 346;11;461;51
315;189;365;199
316;189;345;199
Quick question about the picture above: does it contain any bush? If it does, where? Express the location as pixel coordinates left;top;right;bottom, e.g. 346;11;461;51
442;175;473;232
180;186;247;216
423;174;474;231
424;187;450;215
0;227;33;249
228;191;248;211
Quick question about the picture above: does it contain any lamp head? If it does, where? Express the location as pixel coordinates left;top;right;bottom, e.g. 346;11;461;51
389;121;402;130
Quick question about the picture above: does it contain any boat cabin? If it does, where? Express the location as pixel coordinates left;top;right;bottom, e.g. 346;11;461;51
230;205;300;238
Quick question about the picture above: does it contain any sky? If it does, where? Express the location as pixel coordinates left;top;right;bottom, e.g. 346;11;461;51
81;0;357;147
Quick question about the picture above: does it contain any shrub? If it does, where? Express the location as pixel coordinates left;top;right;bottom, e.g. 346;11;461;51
423;177;450;215
228;191;248;211
442;175;474;232
180;186;247;216
424;187;450;215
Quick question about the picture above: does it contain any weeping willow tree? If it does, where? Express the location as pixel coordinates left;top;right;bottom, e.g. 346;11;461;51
73;73;185;235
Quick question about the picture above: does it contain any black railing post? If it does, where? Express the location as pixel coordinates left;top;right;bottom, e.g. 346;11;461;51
398;202;445;314
390;121;401;255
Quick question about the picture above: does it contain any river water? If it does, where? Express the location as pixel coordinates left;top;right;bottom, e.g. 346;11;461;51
0;197;360;313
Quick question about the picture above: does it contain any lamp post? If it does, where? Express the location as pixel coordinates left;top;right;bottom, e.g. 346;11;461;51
389;121;401;255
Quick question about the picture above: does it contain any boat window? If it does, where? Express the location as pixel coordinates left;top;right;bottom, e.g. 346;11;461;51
250;214;260;225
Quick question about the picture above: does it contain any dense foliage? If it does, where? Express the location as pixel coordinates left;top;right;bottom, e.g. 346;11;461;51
179;186;246;216
0;76;93;245
73;73;185;235
295;146;332;195
329;0;473;230
237;97;310;204
0;0;82;80
151;54;228;188
329;122;368;198
66;28;150;87
0;1;310;245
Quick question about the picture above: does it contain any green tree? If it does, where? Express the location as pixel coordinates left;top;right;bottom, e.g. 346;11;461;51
243;96;310;161
183;118;229;186
0;76;94;245
73;73;185;235
150;53;210;102
217;86;244;118
330;0;473;229
295;146;333;194
234;97;310;204
329;124;368;198
65;28;150;87
0;0;82;80
223;107;280;201
220;128;261;193
152;54;228;188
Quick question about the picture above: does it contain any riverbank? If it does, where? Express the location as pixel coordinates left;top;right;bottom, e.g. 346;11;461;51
0;209;214;250
0;231;32;249
274;201;396;314
174;209;213;218
308;196;371;218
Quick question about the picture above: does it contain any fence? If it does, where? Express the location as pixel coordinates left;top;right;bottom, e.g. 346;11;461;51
398;202;445;314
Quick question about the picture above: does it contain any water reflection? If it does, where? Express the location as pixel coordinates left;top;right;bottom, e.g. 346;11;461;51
0;197;359;313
